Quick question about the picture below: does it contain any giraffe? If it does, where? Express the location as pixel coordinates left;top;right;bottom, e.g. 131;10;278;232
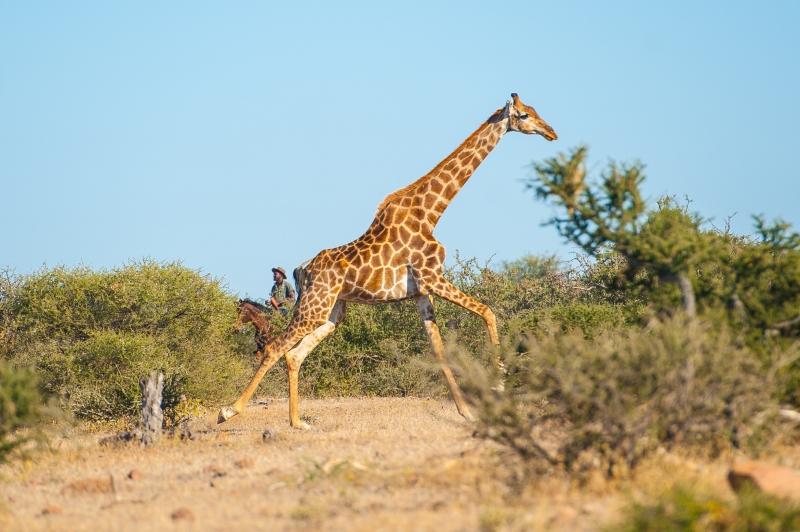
219;94;557;427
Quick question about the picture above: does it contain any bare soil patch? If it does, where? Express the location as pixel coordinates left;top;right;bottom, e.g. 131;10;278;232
0;397;772;531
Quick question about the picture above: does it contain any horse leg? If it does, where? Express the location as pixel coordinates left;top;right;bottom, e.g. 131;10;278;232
414;295;474;421
284;300;347;429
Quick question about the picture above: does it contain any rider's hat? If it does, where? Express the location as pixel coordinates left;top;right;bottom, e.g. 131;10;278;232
272;267;288;279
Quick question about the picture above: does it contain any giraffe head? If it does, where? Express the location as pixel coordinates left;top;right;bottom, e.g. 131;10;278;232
506;93;557;140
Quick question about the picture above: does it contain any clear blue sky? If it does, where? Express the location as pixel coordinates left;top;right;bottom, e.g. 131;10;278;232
2;2;799;298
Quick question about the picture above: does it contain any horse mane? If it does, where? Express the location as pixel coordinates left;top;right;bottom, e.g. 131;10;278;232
240;298;268;313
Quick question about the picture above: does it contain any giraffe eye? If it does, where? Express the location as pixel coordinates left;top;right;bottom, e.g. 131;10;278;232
518;113;529;120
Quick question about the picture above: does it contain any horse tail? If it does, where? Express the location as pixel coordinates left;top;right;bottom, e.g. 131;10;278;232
293;258;313;302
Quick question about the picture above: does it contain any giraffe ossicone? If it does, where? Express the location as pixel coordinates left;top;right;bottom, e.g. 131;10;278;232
218;94;557;427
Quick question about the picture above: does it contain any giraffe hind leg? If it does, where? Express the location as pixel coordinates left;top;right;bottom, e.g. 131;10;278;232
414;295;474;421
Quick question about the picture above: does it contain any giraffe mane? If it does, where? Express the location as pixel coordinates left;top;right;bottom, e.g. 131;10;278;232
374;107;507;216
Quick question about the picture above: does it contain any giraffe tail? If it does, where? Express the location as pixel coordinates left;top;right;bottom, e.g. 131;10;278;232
293;258;313;301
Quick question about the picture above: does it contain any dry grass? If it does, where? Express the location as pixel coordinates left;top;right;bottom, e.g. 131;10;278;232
0;397;795;531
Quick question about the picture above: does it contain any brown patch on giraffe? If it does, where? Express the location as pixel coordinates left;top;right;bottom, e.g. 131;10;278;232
430;180;443;194
381;244;393;264
423;195;436;210
366;271;383;293
382;269;393;287
410;235;426;249
397;226;411;241
357;265;372;282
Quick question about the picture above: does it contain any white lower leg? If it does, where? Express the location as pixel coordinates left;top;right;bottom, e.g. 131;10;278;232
284;321;335;429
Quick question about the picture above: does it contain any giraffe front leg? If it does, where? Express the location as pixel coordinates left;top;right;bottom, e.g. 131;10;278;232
217;328;309;423
284;301;345;429
414;295;474;422
427;278;499;344
284;322;335;429
425;278;506;390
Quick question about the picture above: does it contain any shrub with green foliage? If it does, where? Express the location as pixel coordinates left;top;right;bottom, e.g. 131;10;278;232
2;254;624;423
614;485;800;532
1;259;251;422
527;145;800;405
458;317;789;476
0;362;47;462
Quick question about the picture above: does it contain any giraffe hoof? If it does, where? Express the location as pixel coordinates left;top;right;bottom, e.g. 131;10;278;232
291;420;311;431
460;409;476;423
217;406;238;424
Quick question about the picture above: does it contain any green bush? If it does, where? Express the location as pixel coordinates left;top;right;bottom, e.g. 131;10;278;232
528;146;800;405
2;259;251;422
5;255;618;422
0;362;46;462
459;317;787;476
615;485;800;532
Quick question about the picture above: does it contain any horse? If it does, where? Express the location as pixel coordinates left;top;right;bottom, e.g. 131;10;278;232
235;299;277;362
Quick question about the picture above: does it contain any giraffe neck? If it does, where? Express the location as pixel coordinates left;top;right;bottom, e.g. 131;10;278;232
376;108;509;230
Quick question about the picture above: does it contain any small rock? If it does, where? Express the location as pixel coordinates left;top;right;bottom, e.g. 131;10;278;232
235;458;254;469
262;429;277;441
171;508;195;522
729;461;800;502
42;505;62;515
128;469;145;480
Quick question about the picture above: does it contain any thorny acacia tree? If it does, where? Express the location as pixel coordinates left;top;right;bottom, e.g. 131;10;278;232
526;145;800;336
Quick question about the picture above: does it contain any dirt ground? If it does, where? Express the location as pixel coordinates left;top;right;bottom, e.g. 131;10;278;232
0;397;751;531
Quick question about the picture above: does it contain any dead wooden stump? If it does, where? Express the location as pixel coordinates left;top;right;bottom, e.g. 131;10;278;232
139;371;164;446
